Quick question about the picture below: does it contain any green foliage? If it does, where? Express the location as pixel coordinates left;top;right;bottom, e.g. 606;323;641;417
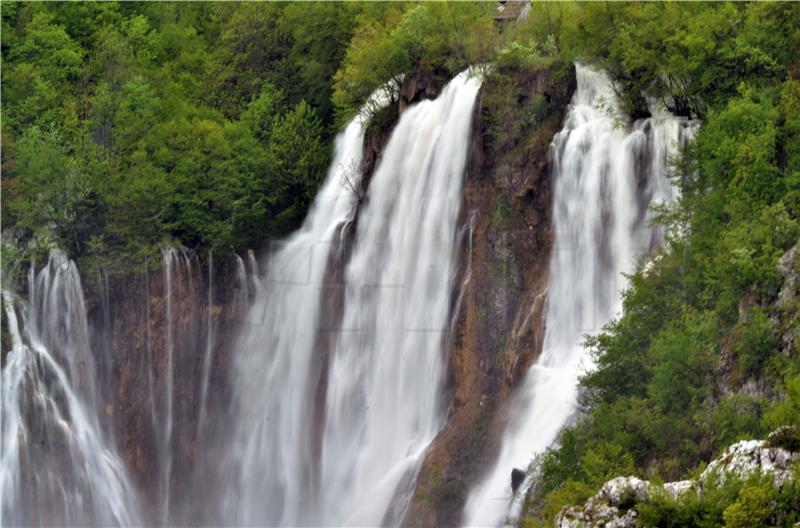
765;374;800;431
495;41;542;71
480;47;565;155
243;83;286;145
527;2;796;120
731;307;781;380
766;426;800;452
8;127;106;257
525;437;636;527
2;2;355;272
522;2;800;524
332;7;409;119
647;309;717;415
266;101;328;233
703;394;768;450
633;472;796;528
624;470;800;528
2;1;517;270
723;483;774;528
332;2;497;121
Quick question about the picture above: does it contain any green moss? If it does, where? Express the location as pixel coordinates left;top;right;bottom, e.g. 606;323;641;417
490;194;523;230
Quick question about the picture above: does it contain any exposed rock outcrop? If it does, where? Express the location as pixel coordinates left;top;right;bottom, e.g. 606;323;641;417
402;63;576;527
557;429;800;528
362;69;448;184
775;241;800;357
398;67;447;114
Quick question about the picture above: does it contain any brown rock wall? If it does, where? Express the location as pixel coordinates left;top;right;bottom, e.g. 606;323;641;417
403;64;576;526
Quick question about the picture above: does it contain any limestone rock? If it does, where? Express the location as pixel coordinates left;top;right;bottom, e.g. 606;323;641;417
555;477;645;528
556;431;799;528
662;479;695;498
776;241;799;311
775;241;800;357
701;437;800;488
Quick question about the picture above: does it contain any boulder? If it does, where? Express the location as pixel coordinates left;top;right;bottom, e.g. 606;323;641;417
701;436;800;488
511;467;526;493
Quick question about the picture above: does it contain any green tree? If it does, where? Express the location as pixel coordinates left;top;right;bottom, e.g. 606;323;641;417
267;100;328;233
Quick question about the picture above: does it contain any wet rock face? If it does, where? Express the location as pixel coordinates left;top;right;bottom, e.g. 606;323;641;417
85;254;251;523
402;64;576;527
557;431;800;528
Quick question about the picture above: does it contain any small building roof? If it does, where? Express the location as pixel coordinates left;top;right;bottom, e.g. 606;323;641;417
494;0;531;22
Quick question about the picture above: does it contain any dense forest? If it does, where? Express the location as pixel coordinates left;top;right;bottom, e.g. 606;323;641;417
2;2;800;527
1;2;499;277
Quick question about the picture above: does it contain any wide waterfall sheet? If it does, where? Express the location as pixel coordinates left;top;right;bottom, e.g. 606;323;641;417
223;71;481;526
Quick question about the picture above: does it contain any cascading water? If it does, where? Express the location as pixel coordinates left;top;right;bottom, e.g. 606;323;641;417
197;253;216;442
223;70;481;526
247;250;262;296
234;253;250;309
1;250;141;527
156;246;205;524
319;70;482;527
158;247;179;523
463;64;696;527
219;85;386;526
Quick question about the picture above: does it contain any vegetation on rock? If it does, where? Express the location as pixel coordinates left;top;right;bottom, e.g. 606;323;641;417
513;3;800;526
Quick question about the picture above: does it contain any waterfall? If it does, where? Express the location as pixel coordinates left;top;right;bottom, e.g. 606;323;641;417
157;246;204;524
463;64;696;526
319;69;481;527
247;249;262;296
223;70;481;525
0;250;141;526
159;247;176;523
96;267;114;432
234;253;249;310
144;257;158;434
197;253;216;441
2;62;701;528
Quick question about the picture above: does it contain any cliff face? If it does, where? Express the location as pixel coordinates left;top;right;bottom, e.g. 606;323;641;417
403;65;576;526
72;69;463;523
85;253;253;523
75;65;575;525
